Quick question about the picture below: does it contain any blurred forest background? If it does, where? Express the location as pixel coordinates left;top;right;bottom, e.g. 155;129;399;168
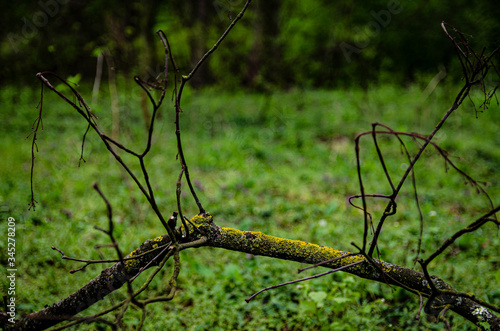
2;0;500;89
2;1;500;329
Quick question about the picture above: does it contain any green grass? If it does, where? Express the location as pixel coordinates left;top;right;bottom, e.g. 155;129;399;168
0;82;499;330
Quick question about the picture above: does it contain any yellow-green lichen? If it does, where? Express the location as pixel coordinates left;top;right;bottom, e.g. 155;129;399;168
125;258;139;270
190;213;213;225
189;213;214;234
216;226;359;269
124;248;141;270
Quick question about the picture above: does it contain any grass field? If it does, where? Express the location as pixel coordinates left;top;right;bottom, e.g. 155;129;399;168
1;81;499;330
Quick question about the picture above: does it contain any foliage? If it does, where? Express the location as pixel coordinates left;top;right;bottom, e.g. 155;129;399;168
2;1;500;87
1;79;498;328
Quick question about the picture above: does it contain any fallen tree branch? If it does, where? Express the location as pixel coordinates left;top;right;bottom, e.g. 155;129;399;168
3;214;498;330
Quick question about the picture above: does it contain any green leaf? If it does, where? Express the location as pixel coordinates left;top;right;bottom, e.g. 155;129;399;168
299;300;316;315
308;291;327;307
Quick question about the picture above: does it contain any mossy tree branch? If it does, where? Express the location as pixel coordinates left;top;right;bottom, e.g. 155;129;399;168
4;214;498;330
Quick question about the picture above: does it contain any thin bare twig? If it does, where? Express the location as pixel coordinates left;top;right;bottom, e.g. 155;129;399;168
359;24;500;258
169;0;253;218
245;260;366;303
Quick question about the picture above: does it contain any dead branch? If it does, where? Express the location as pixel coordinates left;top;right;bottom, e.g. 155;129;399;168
4;214;499;330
